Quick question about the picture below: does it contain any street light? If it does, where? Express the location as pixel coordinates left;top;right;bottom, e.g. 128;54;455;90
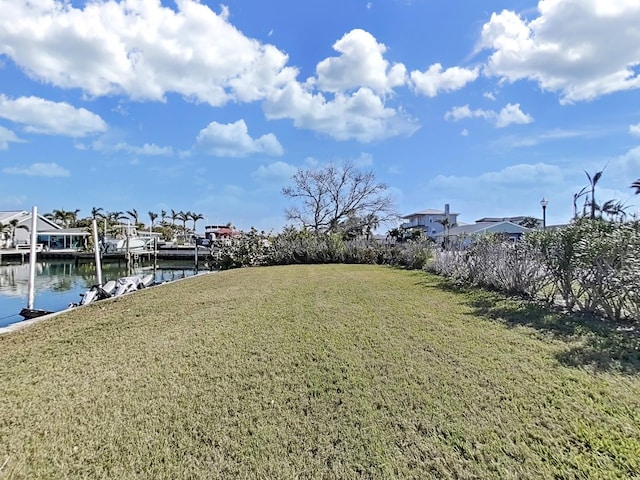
540;197;548;231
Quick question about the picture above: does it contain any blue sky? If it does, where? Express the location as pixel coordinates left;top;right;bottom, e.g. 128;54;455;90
1;0;640;232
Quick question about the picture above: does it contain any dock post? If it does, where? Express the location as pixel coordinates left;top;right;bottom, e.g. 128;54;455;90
92;219;103;286
27;206;38;310
194;239;199;272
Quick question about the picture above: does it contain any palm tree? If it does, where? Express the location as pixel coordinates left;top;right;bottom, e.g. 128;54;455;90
106;211;128;230
584;167;606;219
600;200;628;222
0;222;12;248
51;209;71;227
437;217;451;249
189;212;204;234
631;179;640;195
9;219;28;247
91;206;104;220
148;211;158;232
573;186;588;220
69;209;81;227
127;209;139;226
176;211;189;234
170;209;179;227
160;209;167;225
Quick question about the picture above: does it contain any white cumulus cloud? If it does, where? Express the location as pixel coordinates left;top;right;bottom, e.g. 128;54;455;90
495;103;534;128
0;125;24;149
0;95;106;137
410;63;479;97
630;122;640;137
114;143;174;156
445;103;533;128
251;161;298;184
0;0;295;105
264;83;418;142
480;1;640;103
3;162;70;177
444;105;494;122
0;3;424;143
196;120;284;157
315;29;407;95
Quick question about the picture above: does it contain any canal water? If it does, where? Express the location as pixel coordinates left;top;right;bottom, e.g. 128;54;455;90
0;258;211;328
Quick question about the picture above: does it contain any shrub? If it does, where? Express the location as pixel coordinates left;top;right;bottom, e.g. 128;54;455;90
209;228;433;271
430;219;640;322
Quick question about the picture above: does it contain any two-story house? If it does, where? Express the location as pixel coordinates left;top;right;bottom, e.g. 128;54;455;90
400;204;459;240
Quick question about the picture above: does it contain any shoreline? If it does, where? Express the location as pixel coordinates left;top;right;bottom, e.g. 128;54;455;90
0;270;217;336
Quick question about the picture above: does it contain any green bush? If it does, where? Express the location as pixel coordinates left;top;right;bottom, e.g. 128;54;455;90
209;228;433;271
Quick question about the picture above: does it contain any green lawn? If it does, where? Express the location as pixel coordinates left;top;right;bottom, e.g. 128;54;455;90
1;264;639;479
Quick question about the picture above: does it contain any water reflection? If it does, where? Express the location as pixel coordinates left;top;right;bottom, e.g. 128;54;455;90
0;259;206;328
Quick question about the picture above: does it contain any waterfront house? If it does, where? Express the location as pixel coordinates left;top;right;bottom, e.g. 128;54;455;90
435;221;533;249
400;204;460;240
38;227;91;251
205;225;242;240
0;210;58;248
0;210;90;251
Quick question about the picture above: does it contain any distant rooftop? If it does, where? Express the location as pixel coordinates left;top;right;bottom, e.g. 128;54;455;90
444;221;534;236
475;216;540;224
402;209;460;218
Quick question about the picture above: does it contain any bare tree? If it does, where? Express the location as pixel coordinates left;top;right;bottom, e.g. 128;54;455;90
282;162;396;234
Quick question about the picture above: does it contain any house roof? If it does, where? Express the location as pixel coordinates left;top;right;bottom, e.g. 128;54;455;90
0;210;60;230
402;209;460;218
443;221;533;236
208;227;241;237
0;210;28;224
475;216;540;224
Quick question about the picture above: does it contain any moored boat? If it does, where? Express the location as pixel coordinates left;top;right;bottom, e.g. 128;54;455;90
71;274;156;307
101;224;157;253
19;308;54;320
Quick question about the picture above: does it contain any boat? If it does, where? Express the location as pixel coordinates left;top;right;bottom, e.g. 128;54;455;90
77;282;115;306
71;274;156;307
19;308;55;320
101;223;156;253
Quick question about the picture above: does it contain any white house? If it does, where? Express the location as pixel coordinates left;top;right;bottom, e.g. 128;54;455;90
400;204;460;240
0;210;92;250
0;210;59;248
435;221;533;249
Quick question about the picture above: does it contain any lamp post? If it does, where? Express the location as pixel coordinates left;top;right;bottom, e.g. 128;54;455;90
540;197;548;231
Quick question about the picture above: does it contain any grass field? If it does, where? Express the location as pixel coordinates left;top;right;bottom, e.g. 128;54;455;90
1;264;639;479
